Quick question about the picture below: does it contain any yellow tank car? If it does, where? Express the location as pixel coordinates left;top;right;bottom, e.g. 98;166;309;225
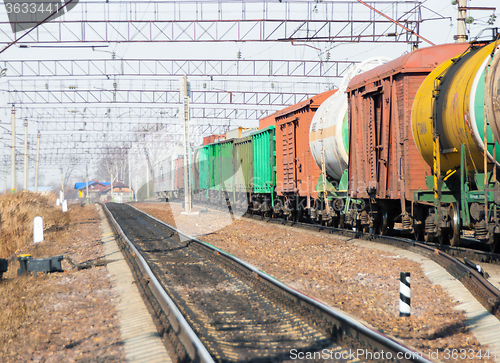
411;41;500;174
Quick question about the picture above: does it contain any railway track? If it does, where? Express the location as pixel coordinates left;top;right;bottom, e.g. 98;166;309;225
103;202;432;363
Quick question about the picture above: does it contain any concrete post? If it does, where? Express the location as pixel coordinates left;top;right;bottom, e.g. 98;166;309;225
34;132;40;193
181;75;192;213
11;105;16;193
146;155;150;200
457;0;467;43
86;164;89;204
23;119;28;192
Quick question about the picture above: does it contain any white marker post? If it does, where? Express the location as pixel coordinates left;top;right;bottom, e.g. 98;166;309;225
399;272;411;317
33;216;43;243
56;198;61;206
62;200;68;212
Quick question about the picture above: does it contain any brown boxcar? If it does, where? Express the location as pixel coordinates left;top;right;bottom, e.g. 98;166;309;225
346;43;469;232
203;134;226;145
271;90;336;217
259;114;275;130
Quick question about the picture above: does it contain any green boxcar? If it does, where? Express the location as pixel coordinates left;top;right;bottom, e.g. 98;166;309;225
219;140;235;193
197;146;210;191
234;135;254;193
208;142;220;190
253;126;276;195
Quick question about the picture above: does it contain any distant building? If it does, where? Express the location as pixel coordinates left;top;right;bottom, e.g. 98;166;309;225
74;180;111;203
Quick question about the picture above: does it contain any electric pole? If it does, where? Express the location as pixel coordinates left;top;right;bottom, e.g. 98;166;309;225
457;0;467;43
23;119;28;192
181;75;192;213
34;132;40;192
86;164;89;204
11;105;16;193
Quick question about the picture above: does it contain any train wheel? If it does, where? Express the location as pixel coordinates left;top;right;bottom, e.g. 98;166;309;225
355;220;362;232
296;209;303;223
449;203;461;247
339;215;345;229
490;240;500;253
378;211;389;235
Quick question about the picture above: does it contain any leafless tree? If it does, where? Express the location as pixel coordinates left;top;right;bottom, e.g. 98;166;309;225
96;147;130;185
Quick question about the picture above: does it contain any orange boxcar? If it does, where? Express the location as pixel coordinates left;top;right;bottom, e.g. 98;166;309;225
262;90;336;217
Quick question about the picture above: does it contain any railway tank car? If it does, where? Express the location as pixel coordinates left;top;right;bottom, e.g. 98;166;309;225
308;57;391;226
411;36;500;250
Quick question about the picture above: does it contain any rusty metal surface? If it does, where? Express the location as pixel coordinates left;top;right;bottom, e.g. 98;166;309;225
347;43;470;92
347;44;472;202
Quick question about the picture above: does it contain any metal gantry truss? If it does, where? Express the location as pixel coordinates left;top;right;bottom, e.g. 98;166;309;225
15;106;275;123
0;1;423;45
32;119;232;134
7;89;317;106
22;131;189;167
0;59;357;79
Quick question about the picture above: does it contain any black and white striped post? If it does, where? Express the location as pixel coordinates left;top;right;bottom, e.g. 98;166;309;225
399;272;411;317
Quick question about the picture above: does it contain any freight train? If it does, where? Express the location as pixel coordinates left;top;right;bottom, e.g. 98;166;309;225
153;32;500;252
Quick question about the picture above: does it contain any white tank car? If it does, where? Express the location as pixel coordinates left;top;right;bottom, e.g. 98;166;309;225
309;57;391;180
153;144;184;196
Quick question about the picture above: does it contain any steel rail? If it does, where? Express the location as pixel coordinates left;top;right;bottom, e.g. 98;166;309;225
102;203;215;363
127;203;433;363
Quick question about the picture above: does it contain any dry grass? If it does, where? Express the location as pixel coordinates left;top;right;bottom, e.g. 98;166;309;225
0;193;72;353
0;200;113;360
0;192;69;258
